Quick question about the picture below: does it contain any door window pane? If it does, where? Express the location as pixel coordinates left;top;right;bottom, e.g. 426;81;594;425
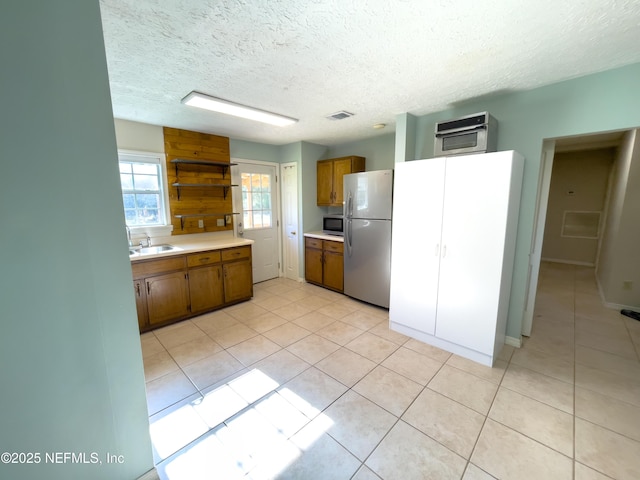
241;173;272;230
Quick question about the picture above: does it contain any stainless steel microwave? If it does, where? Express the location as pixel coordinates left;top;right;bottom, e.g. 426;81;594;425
322;215;344;236
434;112;498;157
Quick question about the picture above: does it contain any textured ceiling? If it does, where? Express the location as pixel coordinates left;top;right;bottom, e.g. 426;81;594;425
99;0;640;147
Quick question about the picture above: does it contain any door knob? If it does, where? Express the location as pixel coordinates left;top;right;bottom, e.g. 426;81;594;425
291;231;296;235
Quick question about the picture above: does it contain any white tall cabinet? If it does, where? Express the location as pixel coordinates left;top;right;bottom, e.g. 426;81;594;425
389;151;524;366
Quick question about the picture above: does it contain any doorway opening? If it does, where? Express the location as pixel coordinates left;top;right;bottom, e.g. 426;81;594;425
523;129;636;336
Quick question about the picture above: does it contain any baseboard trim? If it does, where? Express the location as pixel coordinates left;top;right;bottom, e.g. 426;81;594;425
541;257;595;267
505;335;522;348
595;272;640;311
603;300;640;311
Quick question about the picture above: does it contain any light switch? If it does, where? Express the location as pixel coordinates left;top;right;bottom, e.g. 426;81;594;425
198;219;204;228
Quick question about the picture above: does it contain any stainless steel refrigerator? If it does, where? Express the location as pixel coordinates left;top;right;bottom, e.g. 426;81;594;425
343;169;393;308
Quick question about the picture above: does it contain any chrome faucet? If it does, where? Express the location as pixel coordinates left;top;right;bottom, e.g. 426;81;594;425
146;235;152;247
126;226;132;247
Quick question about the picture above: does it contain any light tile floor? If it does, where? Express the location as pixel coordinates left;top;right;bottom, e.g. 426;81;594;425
142;262;640;479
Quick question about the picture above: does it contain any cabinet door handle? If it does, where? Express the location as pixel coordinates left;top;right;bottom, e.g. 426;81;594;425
200;257;210;262
146;281;151;294
442;245;447;258
136;283;141;296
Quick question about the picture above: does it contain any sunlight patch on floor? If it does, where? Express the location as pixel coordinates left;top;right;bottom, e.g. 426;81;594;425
151;368;334;479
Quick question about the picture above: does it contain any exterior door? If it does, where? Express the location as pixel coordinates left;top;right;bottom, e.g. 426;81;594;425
281;162;299;281
232;161;280;283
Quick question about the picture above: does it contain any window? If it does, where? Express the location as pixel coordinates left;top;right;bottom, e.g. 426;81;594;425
241;172;272;229
119;152;166;227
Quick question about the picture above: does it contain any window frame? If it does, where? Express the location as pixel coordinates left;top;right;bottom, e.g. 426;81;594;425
118;150;172;234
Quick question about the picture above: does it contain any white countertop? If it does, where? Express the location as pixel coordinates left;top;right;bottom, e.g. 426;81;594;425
304;231;345;242
130;233;253;262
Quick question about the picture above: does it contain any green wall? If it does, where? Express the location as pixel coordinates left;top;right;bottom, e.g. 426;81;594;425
230;138;283;163
407;63;640;338
327;132;396;171
0;2;153;479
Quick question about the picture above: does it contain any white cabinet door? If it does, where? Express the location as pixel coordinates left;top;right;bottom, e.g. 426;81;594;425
389;158;445;334
435;152;516;354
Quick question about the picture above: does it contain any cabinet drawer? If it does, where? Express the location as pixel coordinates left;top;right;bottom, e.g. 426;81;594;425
132;256;187;278
187;250;222;267
323;240;344;254
221;246;251;262
305;237;322;249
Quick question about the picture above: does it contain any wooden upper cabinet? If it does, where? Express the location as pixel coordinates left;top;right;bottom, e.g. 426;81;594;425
317;160;334;205
317;156;365;206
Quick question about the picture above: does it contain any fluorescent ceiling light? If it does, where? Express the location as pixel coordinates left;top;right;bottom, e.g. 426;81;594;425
181;91;298;127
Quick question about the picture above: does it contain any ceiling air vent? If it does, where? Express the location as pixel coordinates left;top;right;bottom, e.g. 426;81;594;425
326;111;354;120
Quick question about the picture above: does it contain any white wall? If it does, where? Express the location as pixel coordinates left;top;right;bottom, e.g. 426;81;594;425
0;2;153;479
114;119;165;152
597;130;640;307
541;149;614;265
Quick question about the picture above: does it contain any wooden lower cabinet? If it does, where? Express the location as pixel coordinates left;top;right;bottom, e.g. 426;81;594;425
304;243;323;285
133;245;253;332
146;271;190;325
304;237;344;292
188;265;224;314
133;280;148;331
224;261;253;303
323;244;344;291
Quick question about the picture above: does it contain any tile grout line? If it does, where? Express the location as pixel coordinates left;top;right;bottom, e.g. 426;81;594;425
149;272;640;479
572;264;577;480
347;357;451;479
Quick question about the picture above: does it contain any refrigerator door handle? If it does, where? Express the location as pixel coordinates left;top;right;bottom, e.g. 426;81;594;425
346;218;353;257
347;192;353;218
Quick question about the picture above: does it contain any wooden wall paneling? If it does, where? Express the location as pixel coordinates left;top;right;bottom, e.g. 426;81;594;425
163;127;234;235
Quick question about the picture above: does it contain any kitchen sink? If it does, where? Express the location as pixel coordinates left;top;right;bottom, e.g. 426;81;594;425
129;244;182;256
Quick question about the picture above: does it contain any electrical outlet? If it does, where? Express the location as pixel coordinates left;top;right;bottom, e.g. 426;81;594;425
198;219;204;228
217;218;225;227
225;215;232;224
